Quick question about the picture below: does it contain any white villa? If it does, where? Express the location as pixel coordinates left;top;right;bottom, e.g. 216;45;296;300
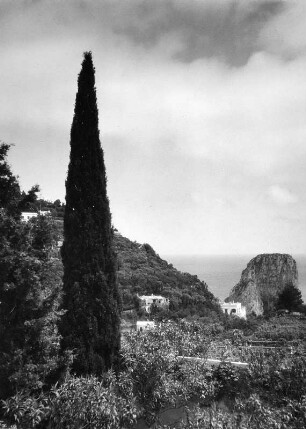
138;294;169;313
21;210;51;222
136;321;156;331
39;209;51;216
221;302;246;319
21;212;38;222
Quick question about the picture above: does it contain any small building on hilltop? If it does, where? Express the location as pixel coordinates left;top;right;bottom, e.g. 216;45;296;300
138;294;169;313
221;302;246;319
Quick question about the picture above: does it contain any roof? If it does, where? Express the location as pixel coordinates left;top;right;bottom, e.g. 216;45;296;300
139;295;168;300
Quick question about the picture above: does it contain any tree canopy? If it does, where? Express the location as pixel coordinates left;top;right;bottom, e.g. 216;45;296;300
0;143;21;215
0;145;63;400
276;282;304;313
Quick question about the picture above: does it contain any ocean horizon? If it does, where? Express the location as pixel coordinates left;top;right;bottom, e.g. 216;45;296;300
163;254;306;303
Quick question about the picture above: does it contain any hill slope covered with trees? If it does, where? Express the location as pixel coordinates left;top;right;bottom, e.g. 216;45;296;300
115;233;221;319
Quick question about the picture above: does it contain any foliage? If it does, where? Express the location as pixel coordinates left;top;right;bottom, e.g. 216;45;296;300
211;363;249;401
247;348;306;403
2;391;50;428
0;146;63;400
34;198;65;219
276;282;304;313
48;374;138;429
121;321;217;422
2;319;306;428
222;313;260;335
154;395;306;429
18;185;40;213
251;315;306;342
3;372;139;429
122;321;306;426
60;51;121;375
115;234;221;320
0;143;20;215
0;211;63;399
44;226;221;322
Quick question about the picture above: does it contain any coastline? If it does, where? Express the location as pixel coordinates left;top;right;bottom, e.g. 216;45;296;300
163;254;306;302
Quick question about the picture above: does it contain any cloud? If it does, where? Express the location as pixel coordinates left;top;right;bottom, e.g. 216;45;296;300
113;0;284;66
98;48;306;183
274;215;303;225
0;0;305;254
3;1;305;205
259;2;306;59
268;185;298;205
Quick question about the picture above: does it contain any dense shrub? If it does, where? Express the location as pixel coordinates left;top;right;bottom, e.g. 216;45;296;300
2;318;306;428
48;374;138;429
247;348;306;403
3;373;138;429
0;212;63;399
252;316;306;342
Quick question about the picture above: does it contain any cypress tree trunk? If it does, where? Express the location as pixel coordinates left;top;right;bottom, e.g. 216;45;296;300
61;52;121;375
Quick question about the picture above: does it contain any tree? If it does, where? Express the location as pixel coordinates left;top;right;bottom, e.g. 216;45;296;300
18;185;40;212
0;143;21;215
0;143;40;215
276;282;304;313
61;52;121;375
0;146;63;399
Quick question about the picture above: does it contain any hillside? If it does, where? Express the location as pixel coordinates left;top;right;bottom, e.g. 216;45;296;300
48;219;221;319
114;233;221;319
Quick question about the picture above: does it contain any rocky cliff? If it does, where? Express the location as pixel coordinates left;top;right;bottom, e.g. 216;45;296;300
225;254;298;315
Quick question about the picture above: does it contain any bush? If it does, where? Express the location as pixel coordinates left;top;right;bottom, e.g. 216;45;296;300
2;391;49;428
3;319;306;428
212;363;249;401
247;348;306;402
3;372;139;429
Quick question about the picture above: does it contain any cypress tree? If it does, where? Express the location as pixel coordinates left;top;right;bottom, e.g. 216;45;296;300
61;52;121;375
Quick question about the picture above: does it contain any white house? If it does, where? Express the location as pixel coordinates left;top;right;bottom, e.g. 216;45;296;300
39;209;51;216
21;212;38;222
138;294;169;313
21;210;51;222
221;302;246;319
136;321;156;331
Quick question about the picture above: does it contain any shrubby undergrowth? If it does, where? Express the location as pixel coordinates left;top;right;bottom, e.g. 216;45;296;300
2;320;306;428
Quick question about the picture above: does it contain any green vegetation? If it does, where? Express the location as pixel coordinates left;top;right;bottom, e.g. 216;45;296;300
0;143;20;215
32;198;65;219
2;319;306;428
116;234;220;321
60;52;121;375
276;282;304;313
0;144;63;400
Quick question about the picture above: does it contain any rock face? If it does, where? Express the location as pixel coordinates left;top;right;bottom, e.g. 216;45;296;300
225;254;298;315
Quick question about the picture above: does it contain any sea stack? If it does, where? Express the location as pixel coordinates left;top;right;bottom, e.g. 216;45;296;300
225;254;298;315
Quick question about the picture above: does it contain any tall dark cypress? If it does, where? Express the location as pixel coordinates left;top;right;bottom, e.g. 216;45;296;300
61;52;121;375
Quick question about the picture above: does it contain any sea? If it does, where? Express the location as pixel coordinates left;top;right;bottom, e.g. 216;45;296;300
163;254;306;303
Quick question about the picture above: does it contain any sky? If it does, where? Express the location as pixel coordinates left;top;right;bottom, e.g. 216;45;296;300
1;0;306;256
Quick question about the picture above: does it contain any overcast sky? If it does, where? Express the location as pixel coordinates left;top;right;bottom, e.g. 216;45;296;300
1;0;306;255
